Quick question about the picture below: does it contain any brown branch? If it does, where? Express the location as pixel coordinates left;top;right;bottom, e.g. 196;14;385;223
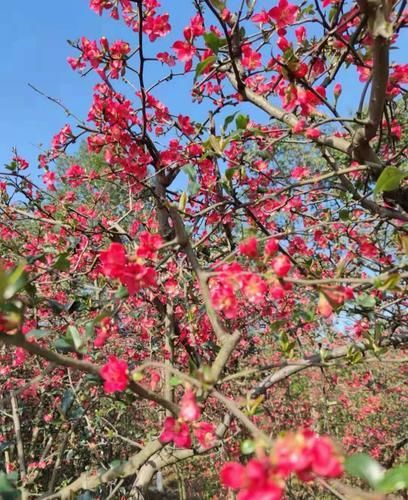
10;390;26;482
225;71;351;155
250;338;399;398
0;333;178;415
40;439;164;499
168;205;230;343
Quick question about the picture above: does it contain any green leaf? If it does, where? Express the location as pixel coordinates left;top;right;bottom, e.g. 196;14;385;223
5;161;17;171
53;253;71;272
240;439;255;455
207;0;225;11
115;285;129;299
47;299;66;314
0;442;11;453
225;167;239;181
55;338;75;353
182;164;196;181
66;325;83;351
208;135;223;155
169;375;182;387
188;180;201;196
3;264;27;300
377;464;408;493
339;209;349;221
375;273;400;291
236;114;249;130
374;166;407;194
84;321;95;341
345;453;385;488
132;371;144;382
61;389;75;416
223;112;238;132
194;55;216;80
356;293;376;310
109;459;123;469
203;32;225;54
68;406;85;420
0;472;20;500
25;329;51;339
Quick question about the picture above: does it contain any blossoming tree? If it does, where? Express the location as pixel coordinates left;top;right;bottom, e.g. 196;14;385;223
0;0;407;498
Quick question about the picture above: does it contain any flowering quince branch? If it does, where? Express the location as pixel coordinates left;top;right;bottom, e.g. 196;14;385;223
0;331;179;415
250;336;400;399
1;0;408;498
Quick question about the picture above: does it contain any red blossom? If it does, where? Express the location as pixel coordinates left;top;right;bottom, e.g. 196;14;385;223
271;255;291;277
179;389;201;422
99;242;157;294
100;356;128;393
172;40;196;62
239;237;259;258
269;0;299;29
193;421;216;448
159;417;192;448
143;13;171;41
241;44;262;70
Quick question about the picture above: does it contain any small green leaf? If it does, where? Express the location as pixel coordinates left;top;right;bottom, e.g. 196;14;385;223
182;164;196;181
132;371;144;382
194;55;216;80
225;167;239;181
53;253;71;272
109;459;123;469
345;453;385;488
223;112;238;131
375;273;400;291
115;285;129;299
203;32;225;54
374;166;407;194
66;325;83;351
3;264;27;300
240;439;255;455
61;389;75;416
169;375;182;387
208;135;223;155
55;338;75;353
0;472;20;500
377;464;408;493
188;180;200;196
210;0;226;9
236;114;249;130
339;209;349;221
356;293;376;310
47;299;66;314
26;329;51;339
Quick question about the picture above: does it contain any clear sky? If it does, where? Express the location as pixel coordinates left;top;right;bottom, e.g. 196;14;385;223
1;1;406;173
1;0;197;170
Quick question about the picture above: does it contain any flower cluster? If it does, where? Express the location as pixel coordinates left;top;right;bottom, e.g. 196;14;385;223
90;0;171;43
99;232;162;294
252;0;299;31
159;389;216;449
68;37;130;79
90;0;132;19
221;429;343;499
172;14;205;71
210;238;291;319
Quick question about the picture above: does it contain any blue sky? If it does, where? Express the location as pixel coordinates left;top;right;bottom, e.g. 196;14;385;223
1;1;406;173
